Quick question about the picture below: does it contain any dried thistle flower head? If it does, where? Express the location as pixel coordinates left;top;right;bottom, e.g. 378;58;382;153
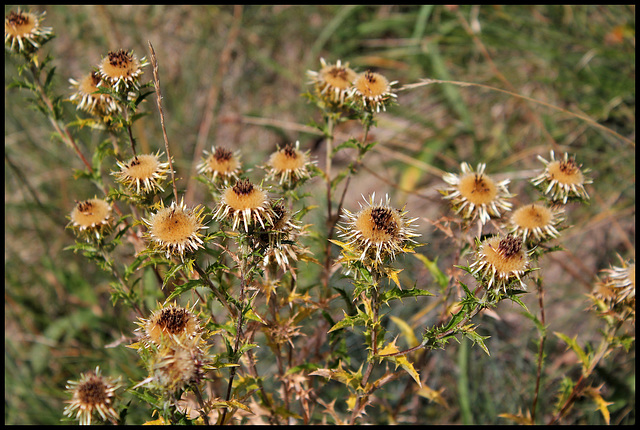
337;193;420;269
307;58;357;106
135;302;202;349
265;141;314;186
112;152;171;195
469;235;533;292
441;162;513;225
213;179;274;233
142;199;208;260
5;9;52;54
349;70;398;112
98;49;147;93
68;198;113;240
531;151;592;204
69;71;120;115
260;201;306;273
198;146;242;185
150;336;208;393
505;203;564;245
603;260;635;303
63;366;120;425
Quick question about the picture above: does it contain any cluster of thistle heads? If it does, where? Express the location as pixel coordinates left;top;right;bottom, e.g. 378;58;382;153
439;152;596;294
307;57;398;113
7;9;634;425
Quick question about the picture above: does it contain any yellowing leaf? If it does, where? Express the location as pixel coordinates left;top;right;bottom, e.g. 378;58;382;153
346;394;357;411
585;385;614;425
416;385;449;408
385;268;403;290
143;417;167;425
378;338;421;387
498;409;533;425
309;362;362;390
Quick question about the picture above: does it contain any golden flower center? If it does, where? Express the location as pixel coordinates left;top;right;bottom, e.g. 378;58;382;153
482;236;526;273
78;72;101;95
5;11;36;36
355;207;401;243
547;160;584;185
511;204;552;229
78;377;109;406
224;181;266;211
270;145;305;172
206;149;238;173
71;199;111;227
123;154;160;180
458;173;498;205
321;65;356;89
151;208;198;243
102;50;137;79
354;70;389;98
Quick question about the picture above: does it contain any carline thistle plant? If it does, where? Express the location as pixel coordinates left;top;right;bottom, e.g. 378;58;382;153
5;6;633;425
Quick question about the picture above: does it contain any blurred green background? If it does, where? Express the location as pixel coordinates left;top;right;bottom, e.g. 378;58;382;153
5;5;635;424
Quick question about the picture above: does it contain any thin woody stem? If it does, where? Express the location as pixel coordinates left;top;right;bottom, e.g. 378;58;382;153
148;41;178;202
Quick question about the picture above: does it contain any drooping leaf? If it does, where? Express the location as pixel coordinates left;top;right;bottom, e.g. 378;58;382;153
377;338;421;387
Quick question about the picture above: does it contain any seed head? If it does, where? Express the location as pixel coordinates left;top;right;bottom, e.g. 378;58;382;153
265;141;314;186
198;146;242;185
307;58;357;107
441;162;513;225
505;203;564;245
5;9;53;54
213;179;274;233
531;151;591;204
63;366;120;425
469;234;533;292
135;302;203;349
142;199;208;260
98;49;148;93
69;71;120;116
68;198;113;240
336;193;420;270
112;151;172;195
349;70;398;112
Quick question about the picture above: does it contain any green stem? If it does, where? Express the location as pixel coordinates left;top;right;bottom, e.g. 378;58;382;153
349;275;380;424
220;239;251;425
531;275;546;422
457;337;472;424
